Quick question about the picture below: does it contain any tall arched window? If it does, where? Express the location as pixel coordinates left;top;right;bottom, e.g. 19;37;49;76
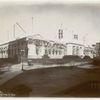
72;46;75;55
49;49;51;55
76;46;79;55
36;46;39;55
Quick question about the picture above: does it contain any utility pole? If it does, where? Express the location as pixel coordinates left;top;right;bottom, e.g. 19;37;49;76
13;24;15;39
83;33;88;46
7;30;9;41
32;17;34;34
20;49;25;71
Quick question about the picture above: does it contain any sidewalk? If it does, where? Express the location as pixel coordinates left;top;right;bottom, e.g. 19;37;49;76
0;61;94;86
0;64;22;85
0;63;62;86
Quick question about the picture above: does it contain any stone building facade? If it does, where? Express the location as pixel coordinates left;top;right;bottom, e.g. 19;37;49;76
0;33;95;60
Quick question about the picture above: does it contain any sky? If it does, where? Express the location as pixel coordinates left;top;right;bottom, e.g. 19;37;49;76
0;1;100;46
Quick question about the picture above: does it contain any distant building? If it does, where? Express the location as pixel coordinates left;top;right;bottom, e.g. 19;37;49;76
84;46;94;58
95;43;100;57
0;43;8;58
92;44;96;57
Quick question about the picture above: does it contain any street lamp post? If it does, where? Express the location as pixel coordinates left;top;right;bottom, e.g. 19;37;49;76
20;49;25;71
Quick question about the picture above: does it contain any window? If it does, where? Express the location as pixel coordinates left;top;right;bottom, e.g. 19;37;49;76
52;49;55;55
8;50;10;55
49;49;51;55
12;49;13;56
59;50;62;55
4;50;5;53
1;49;3;54
21;42;23;45
72;46;75;55
56;50;58;55
58;29;63;39
45;49;47;55
76;46;79;55
15;49;16;55
36;46;39;55
73;34;78;40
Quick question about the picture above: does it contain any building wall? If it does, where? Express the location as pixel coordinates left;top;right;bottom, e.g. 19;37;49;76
47;44;66;59
0;43;9;58
66;43;84;57
84;46;94;58
0;35;95;60
66;44;72;55
8;38;28;62
28;43;37;59
96;43;100;57
27;38;47;59
27;37;66;59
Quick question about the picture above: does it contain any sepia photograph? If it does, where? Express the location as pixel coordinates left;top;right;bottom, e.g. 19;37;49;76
0;0;100;97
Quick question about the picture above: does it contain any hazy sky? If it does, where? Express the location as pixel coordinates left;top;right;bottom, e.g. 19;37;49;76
0;2;100;46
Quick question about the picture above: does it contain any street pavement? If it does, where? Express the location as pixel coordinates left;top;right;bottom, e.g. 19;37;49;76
0;62;98;97
0;62;96;86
